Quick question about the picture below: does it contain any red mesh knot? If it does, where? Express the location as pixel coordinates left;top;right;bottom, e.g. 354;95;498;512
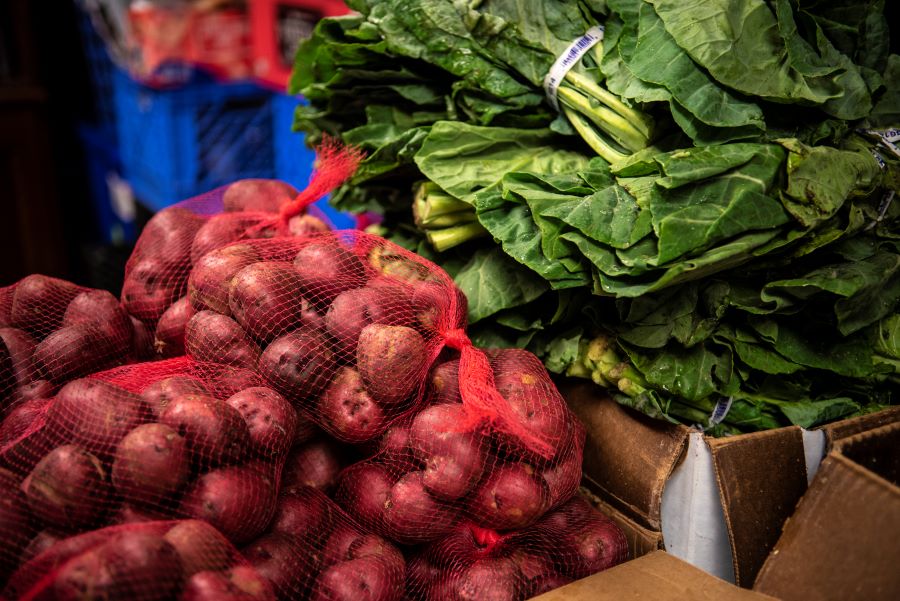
279;135;364;222
442;328;471;351
469;524;503;550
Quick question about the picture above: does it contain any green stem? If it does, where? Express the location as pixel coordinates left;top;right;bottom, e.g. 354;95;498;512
562;106;629;163
564;70;654;139
419;211;478;229
558;85;648;152
426;222;489;252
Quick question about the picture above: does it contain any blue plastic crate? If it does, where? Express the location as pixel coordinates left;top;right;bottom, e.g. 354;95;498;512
77;8;118;137
78;124;137;244
113;70;277;212
272;93;356;229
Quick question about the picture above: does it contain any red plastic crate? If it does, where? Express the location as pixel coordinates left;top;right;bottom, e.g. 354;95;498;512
250;0;351;90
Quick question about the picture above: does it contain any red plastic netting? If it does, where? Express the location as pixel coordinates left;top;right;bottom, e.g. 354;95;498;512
121;140;363;359
0;275;146;417
3;519;276;601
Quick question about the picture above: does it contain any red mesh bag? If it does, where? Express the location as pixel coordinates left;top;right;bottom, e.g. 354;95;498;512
3;520;276;601
0;356;312;582
120;140;363;358
406;496;628;600
179;231;588;539
0;275;148;416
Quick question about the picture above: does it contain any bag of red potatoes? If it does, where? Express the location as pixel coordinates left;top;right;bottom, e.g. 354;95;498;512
178;229;625;574
121;139;362;359
0;275;154;417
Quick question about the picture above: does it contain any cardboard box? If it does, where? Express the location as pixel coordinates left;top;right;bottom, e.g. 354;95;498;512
561;379;900;587
532;551;777;600
753;421;900;601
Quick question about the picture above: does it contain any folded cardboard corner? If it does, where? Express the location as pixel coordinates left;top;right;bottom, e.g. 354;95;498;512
530;551;778;601
562;378;900;588
754;421;900;601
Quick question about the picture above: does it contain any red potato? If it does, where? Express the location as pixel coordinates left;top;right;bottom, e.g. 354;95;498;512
14;379;56;404
190;214;274;265
188;244;261;315
319;366;386;443
225;387;297;457
154;296;195;357
20;529;63;564
357;324;428;406
112;423;190;505
0;327;36;388
0;340;13;410
282;438;347;494
164;519;234;576
406;554;440;597
529;573;573;596
409;404;484;500
185;311;261;369
426;359;460;405
141;375;210;418
0;286;12;327
471;463;550;531
378;422;413;463
541;444;583;507
0;398;58;476
321;528;405;572
159;393;251;467
228;261;316;343
21;444;110;530
210;366;264;399
258;328;336;401
544;497;627;579
121;255;186;324
383;471;458;544
0;467;31;579
287;214;329;236
32;324;124;383
334;463;393;530
222;179;297;213
133;206;205;265
114;504;172;525
130;316;155;360
243;532;316;600
312;556;404;601
439;557;521;601
52;531;184;601
46;378;146;456
182;567;274;601
62;289;133;353
492;350;571;461
324;287;399;357
178;464;277;545
293;240;366;305
10;275;81;335
271;487;333;542
293;407;318;446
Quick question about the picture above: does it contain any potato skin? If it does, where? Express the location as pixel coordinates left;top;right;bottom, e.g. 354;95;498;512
10;275;82;335
62;289;133;354
0;327;37;388
185;311;261;369
154;296;195;358
243;532;316;600
112;423;190;505
158;393;251;467
258;328;336;402
46;378;146;456
21;444;110;530
471;462;550;531
281;438;346;494
409;404;484;501
357;324;428;406
318;367;386;443
178;465;277;545
224;387;297;458
383;471;458;545
141;375;210;419
121;255;186;324
222;179;297;213
324;287;397;357
0;467;31;581
228;261;313;343
32;325;123;383
164;519;234;577
188;244;261;315
190;214;274;265
293;241;365;305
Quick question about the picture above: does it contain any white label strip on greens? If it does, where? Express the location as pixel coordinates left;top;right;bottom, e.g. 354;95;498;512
706;396;734;431
543;26;604;111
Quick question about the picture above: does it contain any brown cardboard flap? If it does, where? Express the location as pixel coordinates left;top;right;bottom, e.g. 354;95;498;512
832;421;900;485
579;485;664;559
754;452;900;601
561;380;689;530
531;551;779;601
706;427;807;587
819;406;900;449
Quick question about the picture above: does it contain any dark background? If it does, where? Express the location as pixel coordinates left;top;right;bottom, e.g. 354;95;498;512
0;0;898;291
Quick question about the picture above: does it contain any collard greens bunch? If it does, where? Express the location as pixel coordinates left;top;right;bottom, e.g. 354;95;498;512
292;0;900;434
